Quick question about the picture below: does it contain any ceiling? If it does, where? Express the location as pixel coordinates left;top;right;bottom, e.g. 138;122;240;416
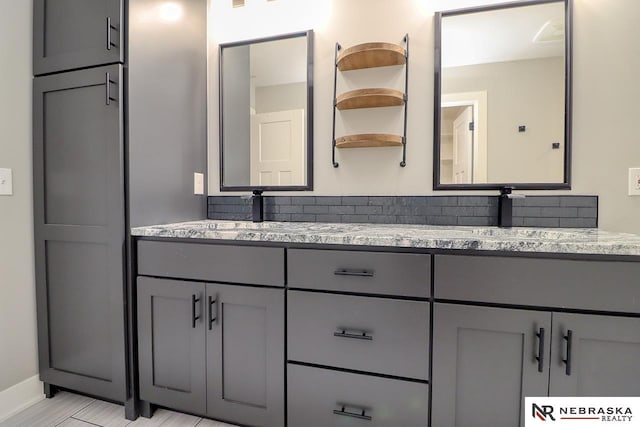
441;2;565;68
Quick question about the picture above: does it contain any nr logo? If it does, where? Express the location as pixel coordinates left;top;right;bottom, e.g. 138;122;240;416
533;403;556;421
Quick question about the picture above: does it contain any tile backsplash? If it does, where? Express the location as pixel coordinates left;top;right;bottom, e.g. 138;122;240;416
207;195;598;228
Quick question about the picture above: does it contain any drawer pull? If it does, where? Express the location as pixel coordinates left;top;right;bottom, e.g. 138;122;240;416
562;329;573;376
535;327;545;373
333;405;372;421
191;294;201;328
334;329;373;341
334;268;374;277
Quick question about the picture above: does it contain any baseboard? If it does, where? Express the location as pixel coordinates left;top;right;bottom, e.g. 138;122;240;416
0;375;44;423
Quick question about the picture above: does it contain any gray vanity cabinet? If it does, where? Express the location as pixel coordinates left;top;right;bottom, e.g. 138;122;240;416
206;284;285;426
549;313;640;397
137;277;206;415
34;0;123;75
431;303;551;427
137;278;285;425
33;64;126;402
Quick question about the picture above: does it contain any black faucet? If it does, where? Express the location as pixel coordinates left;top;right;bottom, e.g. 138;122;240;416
498;187;525;228
252;190;264;223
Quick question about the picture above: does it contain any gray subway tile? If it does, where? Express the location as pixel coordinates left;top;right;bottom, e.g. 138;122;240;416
397;215;427;225
341;214;370;223
328;205;355;215
511;217;525;227
560;196;597;208
272;196;291;205
211;204;249;213
559;217;597;228
315;214;342;223
368;196;396;206
427;216;458;225
416;206;443;216
342;196;369;205
355;205;383;215
315;196;343;205
291;214;316;222
427;196;459;206
578;207;598;218
522;196;561;207
368;215;397;224
513;207;542;217
458;196;492;206
457;216;493;226
523;217;560;227
472;206;498;217
539;207;578;218
303;205;329;214
268;213;291;222
394;196;428;206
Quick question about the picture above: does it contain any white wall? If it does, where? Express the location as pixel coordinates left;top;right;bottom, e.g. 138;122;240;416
208;0;640;234
0;0;39;399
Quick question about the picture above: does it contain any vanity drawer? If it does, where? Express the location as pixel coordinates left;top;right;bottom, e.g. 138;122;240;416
288;291;429;380
435;255;640;313
137;240;284;286
287;249;430;297
288;364;429;427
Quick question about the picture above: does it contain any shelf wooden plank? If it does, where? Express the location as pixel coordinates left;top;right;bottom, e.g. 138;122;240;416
336;134;403;149
336;88;405;110
337;42;406;71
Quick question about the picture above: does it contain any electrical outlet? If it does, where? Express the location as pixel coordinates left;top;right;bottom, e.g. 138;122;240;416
629;168;640;196
0;168;13;195
194;172;205;195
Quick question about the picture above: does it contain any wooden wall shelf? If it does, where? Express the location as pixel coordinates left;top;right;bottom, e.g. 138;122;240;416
336;88;405;110
337;42;406;71
336;134;404;149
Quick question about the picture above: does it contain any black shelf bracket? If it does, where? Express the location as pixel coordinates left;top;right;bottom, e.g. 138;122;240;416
401;33;409;167
332;42;341;168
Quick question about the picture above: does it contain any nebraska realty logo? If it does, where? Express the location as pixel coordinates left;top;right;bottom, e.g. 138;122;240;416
525;398;639;426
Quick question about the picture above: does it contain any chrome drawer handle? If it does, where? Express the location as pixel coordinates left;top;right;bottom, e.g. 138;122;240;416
334;268;374;277
333;404;372;421
334;329;373;341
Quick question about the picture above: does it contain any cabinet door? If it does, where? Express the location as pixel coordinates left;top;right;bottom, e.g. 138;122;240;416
34;0;123;75
206;284;285;427
432;303;551;427
550;313;640;396
137;278;206;414
33;65;125;402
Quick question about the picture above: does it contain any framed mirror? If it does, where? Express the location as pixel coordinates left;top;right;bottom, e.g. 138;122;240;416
219;30;313;191
434;0;572;190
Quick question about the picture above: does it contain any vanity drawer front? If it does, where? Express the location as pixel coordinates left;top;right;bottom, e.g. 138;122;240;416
137;241;284;286
288;291;429;380
435;255;640;313
288;249;430;297
288;364;429;427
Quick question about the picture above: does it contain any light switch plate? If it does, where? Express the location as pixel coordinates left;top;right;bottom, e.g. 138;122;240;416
629;168;640;196
0;168;13;195
194;172;205;195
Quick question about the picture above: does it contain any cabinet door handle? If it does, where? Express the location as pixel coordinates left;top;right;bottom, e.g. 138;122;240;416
191;294;201;328
334;329;373;341
208;295;218;330
333;405;372;421
562;330;573;376
106;17;117;50
105;73;116;106
334;268;374;277
535;327;545;373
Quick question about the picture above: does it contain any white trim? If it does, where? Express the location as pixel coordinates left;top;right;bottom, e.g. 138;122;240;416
0;375;45;423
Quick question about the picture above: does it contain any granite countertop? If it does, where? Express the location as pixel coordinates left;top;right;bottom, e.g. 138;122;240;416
131;220;640;257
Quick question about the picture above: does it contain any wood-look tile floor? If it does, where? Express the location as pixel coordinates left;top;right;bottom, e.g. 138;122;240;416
0;392;237;427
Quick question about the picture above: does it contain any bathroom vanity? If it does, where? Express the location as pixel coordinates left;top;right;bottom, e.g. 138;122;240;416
131;221;640;427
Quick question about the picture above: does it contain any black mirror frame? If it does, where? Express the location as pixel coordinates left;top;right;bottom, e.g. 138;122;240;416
433;0;572;191
219;30;314;192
